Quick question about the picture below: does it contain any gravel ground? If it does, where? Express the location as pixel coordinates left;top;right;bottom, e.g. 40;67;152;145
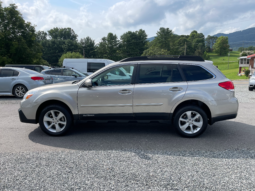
0;83;254;190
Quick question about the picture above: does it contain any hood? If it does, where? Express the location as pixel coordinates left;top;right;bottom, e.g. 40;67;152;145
33;81;79;92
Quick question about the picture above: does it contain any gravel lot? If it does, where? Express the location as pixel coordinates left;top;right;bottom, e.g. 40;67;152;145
0;81;255;190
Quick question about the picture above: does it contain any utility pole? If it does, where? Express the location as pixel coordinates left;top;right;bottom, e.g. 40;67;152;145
184;42;186;56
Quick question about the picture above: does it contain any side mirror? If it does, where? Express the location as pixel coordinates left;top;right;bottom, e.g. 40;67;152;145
84;79;92;88
72;74;77;78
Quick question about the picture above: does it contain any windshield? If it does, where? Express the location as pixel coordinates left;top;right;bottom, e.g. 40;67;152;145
72;69;86;77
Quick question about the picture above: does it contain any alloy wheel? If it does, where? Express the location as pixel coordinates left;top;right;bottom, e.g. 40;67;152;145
15;86;27;98
43;110;67;133
178;111;203;134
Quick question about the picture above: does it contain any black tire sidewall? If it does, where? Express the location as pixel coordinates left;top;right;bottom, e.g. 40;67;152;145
14;85;27;98
39;105;73;136
174;106;208;138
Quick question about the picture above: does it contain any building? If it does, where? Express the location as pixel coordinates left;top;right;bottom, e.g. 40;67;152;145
238;54;255;75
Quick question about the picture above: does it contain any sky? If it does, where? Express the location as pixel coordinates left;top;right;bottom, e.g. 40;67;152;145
2;0;255;42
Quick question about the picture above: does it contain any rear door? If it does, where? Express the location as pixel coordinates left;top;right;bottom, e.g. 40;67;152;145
0;69;19;93
133;63;187;120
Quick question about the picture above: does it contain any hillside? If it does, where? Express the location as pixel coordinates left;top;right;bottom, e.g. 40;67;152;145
208;51;248;80
214;27;255;50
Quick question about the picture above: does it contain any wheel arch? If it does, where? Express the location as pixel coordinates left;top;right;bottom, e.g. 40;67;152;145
36;100;74;123
172;99;212;124
12;83;28;95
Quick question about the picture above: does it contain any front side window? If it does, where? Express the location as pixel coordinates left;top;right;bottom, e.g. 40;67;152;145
138;64;183;84
0;69;17;77
62;69;80;77
87;62;105;73
181;65;214;81
92;65;134;86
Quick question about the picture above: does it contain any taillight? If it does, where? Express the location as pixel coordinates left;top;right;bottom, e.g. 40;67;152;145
218;81;234;90
31;77;44;81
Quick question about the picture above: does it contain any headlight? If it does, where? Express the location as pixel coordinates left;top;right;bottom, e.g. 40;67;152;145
23;90;37;100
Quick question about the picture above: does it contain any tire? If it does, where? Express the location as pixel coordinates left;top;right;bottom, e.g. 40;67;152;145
249;87;253;91
173;105;208;138
13;85;28;98
39;105;73;136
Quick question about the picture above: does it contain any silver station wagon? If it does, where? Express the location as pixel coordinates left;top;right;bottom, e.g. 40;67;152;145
18;56;239;137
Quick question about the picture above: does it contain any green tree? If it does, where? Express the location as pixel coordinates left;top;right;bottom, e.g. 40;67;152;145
48;27;78;41
97;33;119;61
142;48;170;56
0;3;45;66
79;37;96;58
205;35;218;51
188;30;205;57
36;31;48;41
213;36;230;56
58;52;83;66
120;29;148;58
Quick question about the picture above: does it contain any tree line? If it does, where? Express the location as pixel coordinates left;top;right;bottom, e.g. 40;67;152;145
0;3;230;67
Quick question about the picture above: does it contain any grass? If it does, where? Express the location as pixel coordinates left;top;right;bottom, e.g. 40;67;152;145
207;51;248;80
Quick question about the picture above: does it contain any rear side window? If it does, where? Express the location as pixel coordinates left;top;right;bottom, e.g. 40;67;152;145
45;70;62;75
181;65;214;81
0;69;16;77
87;62;105;72
138;64;183;84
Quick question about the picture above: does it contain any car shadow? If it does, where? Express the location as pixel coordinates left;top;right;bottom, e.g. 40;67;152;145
28;120;255;159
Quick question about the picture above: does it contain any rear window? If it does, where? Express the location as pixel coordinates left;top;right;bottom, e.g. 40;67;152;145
180;65;214;81
87;62;105;73
138;64;183;84
45;70;62;75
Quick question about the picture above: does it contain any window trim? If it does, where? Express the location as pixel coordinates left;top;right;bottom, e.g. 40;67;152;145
179;63;216;82
81;63;137;88
134;63;185;85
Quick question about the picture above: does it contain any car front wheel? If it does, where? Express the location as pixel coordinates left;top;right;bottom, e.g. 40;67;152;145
39;105;73;136
249;87;254;91
174;106;208;138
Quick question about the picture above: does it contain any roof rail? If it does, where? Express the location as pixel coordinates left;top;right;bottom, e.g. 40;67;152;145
119;55;204;62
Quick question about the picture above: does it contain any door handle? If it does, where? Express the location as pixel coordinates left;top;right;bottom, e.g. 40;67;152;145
118;89;132;95
169;87;183;92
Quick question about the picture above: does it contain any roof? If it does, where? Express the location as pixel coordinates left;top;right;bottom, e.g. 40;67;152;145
247;54;255;59
120;56;204;62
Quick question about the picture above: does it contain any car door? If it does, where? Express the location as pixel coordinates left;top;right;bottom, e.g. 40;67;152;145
78;64;135;120
133;63;188;120
0;69;17;93
62;69;77;82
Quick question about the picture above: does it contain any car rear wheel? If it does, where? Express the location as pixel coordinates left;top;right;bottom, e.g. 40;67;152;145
174;106;208;138
39;105;73;136
13;85;27;98
249;87;254;91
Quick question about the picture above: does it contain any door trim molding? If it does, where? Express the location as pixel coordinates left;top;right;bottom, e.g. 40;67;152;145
81;104;132;107
135;103;163;106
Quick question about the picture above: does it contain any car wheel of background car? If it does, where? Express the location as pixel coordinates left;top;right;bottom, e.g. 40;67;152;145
173;105;208;138
39;105;73;136
249;87;253;91
13;85;28;98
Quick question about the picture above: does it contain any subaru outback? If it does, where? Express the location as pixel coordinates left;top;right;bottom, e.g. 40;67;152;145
18;56;238;137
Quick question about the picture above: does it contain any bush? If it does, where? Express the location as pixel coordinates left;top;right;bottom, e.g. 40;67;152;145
58;52;83;66
245;70;250;78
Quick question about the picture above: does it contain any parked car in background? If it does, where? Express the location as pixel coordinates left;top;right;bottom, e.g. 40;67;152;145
249;71;255;91
62;58;114;76
5;64;50;73
0;67;53;98
41;68;87;84
19;56;238;138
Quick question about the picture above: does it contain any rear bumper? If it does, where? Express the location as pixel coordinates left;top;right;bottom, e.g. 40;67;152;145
18;109;37;124
210;113;237;125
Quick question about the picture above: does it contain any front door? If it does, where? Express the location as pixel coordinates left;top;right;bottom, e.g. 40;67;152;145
133;63;187;120
78;64;135;120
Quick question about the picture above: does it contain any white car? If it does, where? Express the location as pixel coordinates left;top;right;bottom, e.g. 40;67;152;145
62;58;114;76
249;72;255;91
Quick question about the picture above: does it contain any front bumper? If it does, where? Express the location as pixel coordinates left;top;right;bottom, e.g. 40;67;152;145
18;109;37;124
